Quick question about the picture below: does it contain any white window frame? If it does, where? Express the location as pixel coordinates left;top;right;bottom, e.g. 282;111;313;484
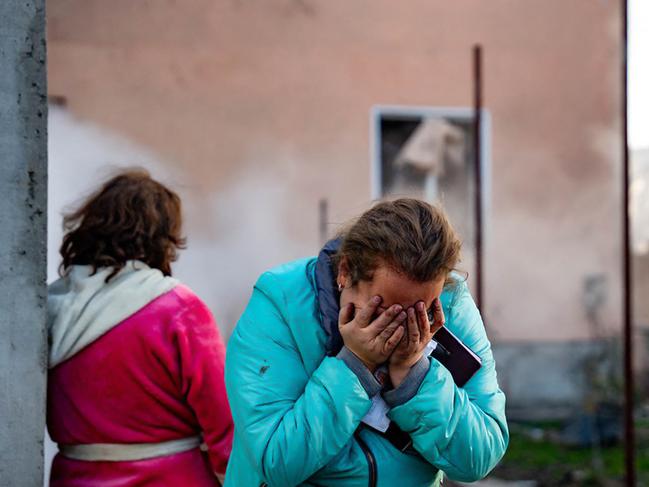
369;105;492;221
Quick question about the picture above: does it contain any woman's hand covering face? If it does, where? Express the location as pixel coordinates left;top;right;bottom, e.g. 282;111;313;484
387;297;445;387
338;295;406;371
390;298;445;369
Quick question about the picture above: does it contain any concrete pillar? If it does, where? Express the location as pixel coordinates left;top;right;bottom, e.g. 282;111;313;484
0;0;48;485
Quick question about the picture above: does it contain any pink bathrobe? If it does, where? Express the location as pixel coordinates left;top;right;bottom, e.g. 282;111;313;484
47;263;232;486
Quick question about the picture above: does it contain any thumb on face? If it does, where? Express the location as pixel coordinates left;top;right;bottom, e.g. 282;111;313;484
338;302;354;326
430;298;445;334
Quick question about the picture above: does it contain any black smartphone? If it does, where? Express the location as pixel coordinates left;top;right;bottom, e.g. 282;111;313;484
430;326;482;387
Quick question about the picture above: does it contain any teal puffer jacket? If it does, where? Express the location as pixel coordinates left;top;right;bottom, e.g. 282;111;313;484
224;257;508;487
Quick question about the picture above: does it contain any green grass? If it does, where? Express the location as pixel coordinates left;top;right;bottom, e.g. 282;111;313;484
492;423;649;486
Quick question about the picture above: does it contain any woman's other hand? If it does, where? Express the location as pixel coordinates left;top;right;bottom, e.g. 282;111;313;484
388;298;445;387
338;296;406;372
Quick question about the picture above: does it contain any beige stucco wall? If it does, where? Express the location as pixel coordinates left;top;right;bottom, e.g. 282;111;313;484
47;0;624;342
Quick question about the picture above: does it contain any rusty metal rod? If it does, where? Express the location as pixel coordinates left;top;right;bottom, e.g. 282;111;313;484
319;198;329;245
473;45;484;313
621;0;636;484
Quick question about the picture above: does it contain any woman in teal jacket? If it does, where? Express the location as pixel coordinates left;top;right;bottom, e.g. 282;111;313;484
225;199;508;487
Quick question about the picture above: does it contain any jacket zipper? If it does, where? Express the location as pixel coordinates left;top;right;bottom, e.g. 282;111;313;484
354;430;377;487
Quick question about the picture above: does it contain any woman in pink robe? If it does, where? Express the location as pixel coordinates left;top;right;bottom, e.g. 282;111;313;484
47;170;233;486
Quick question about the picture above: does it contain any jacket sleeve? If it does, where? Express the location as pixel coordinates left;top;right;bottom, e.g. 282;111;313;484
175;295;234;475
225;272;374;487
387;282;509;482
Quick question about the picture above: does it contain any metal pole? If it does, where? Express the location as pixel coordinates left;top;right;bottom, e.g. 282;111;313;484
473;45;484;313
621;0;636;484
319;198;329;245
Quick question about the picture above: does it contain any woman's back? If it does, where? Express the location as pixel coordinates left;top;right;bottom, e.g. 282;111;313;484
48;282;232;486
47;170;232;486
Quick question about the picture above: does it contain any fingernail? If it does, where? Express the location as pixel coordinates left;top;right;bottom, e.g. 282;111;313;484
393;305;403;313
398;311;407;320
372;296;381;304
417;302;425;311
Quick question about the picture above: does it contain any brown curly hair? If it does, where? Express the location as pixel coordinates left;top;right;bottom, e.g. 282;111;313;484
59;169;186;281
333;198;462;286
